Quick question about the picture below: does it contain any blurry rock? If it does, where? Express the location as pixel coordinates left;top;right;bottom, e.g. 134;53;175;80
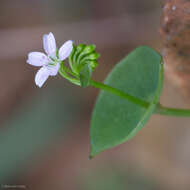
160;0;190;99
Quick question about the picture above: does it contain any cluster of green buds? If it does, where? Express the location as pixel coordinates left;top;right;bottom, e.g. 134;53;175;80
59;44;100;87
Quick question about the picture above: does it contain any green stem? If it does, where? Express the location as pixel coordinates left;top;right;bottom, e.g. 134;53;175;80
89;79;149;108
89;80;190;117
155;104;190;117
59;64;190;117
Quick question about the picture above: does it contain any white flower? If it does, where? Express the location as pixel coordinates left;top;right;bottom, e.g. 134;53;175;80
27;32;73;87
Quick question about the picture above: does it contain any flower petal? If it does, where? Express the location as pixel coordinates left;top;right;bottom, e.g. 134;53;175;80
43;32;57;57
27;52;48;66
48;63;60;76
35;66;50;88
59;40;73;60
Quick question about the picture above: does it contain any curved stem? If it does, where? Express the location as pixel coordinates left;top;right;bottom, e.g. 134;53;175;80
89;79;149;108
155;104;190;117
59;63;190;117
60;63;79;78
59;66;80;86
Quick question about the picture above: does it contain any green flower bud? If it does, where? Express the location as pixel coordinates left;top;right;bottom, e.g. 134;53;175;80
82;45;96;54
60;43;100;87
69;43;100;75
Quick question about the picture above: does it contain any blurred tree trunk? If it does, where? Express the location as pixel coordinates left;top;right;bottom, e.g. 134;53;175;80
160;0;190;100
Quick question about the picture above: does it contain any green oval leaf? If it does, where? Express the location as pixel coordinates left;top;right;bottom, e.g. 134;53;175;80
90;46;163;157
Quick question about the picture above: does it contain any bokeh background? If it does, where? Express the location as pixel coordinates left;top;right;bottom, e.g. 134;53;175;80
1;0;190;189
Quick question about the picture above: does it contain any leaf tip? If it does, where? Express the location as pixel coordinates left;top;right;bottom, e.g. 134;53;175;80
88;154;94;160
89;144;101;158
89;149;96;159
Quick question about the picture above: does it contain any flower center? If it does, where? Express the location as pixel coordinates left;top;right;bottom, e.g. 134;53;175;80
48;56;60;67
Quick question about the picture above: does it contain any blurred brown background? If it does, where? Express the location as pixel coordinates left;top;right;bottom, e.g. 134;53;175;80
0;0;190;189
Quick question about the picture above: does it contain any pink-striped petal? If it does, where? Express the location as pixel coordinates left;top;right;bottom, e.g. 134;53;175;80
27;52;48;66
43;32;57;57
35;66;50;87
59;40;73;61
